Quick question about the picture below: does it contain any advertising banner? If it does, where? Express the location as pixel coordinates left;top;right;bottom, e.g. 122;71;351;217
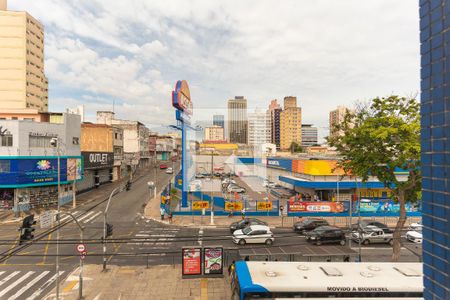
0;157;83;187
224;201;243;211
257;201;273;211
358;200;418;213
192;201;209;210
82;152;113;169
266;157;292;171
203;247;223;275
288;201;345;213
182;248;201;276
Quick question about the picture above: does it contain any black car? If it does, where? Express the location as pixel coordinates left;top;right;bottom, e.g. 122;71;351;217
229;218;268;233
305;226;346;246
293;218;329;234
352;220;393;233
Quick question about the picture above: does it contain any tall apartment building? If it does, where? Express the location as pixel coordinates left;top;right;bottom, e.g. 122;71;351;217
301;124;318;147
420;1;449;299
213;114;224;128
268;99;281;149
204;125;224;141
329;106;352;138
227;96;247;144
280;96;302;150
248;108;271;146
0;1;48;112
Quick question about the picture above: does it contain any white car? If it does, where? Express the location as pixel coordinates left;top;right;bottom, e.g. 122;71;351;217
406;228;423;244
351;227;393;245
227;185;246;193
165;167;173;174
409;222;423;231
232;225;274;246
222;178;236;185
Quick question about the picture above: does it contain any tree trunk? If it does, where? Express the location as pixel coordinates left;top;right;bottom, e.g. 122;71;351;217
392;190;407;262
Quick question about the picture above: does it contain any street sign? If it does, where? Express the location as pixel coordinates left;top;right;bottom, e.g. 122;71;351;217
76;244;86;253
40;211;54;229
80;251;87;260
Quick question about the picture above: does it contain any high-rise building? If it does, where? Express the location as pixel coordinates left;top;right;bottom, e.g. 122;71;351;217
280;96;302;150
268;99;281;149
329;106;352;138
301;124;318;147
213;114;224;128
0;1;49;112
420;1;449;299
227;96;247;144
248;108;271;146
204;125;224;142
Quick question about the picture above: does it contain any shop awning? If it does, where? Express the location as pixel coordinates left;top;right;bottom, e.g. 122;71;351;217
279;176;387;189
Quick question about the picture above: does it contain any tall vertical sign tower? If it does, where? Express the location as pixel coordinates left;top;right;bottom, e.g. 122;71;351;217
172;80;193;208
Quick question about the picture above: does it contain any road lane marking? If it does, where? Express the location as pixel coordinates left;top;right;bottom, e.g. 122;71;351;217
38;232;52;266
26;271;64;300
63;280;78;292
2;232;19;265
76;211;96;222
83;211;102;223
0;271;20;287
0;271;4;277
0;271;34;298
8;271;50;300
60;211;82;222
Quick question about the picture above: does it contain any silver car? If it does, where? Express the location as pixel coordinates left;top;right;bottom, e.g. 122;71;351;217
232;225;274;246
351;226;393;245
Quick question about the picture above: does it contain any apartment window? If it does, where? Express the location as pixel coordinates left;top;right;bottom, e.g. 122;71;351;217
29;135;52;148
115;133;118;139
0;135;13;147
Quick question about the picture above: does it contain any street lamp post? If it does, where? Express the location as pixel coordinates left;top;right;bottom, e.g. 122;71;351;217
354;177;362;262
103;186;121;271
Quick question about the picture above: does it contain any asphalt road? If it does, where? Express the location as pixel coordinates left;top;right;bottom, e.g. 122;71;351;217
0;161;422;299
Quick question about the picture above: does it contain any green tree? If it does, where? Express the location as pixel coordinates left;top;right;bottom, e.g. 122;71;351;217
327;96;421;261
289;142;304;153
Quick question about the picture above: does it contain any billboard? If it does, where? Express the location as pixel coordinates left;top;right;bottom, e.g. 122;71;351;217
224;201;243;211
288;201;346;213
82;152;113;169
172;80;193;115
0;157;83;187
266;157;292;171
182;247;202;276
257;201;273;211
192;201;209;210
203;247;223;275
292;160;347;176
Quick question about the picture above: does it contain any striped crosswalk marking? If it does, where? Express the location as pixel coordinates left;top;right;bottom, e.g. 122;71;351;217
60;211;82;222
8;271;50;300
0;271;20;288
83;211;102;223
77;211;96;222
26;271;64;300
0;271;34;298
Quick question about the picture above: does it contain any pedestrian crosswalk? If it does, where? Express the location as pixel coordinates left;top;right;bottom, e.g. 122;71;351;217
0;269;65;300
127;227;180;250
59;210;103;224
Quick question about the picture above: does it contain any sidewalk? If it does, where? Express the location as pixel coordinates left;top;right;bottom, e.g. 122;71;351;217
45;264;231;300
144;194;421;229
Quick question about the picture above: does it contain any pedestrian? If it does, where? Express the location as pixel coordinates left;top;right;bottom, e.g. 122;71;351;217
343;256;350;262
228;260;236;276
244;256;250;261
168;213;173;224
241;207;246;219
160;207;165;220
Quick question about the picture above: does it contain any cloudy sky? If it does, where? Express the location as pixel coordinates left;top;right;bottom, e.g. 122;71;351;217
11;0;419;140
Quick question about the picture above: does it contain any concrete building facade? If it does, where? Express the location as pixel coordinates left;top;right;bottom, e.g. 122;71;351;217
301;124;318;147
248;108;271;146
213;114;224;128
419;1;449;299
227;96;248;144
268;99;281;149
0;2;48;112
204;125;224;142
329;106;352;138
280;96;302;150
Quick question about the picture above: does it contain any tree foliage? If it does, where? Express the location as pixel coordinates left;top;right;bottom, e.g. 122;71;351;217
290;142;304;153
327;95;421;261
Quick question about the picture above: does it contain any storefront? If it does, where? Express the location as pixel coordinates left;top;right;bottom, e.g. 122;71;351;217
76;152;113;192
0;156;83;211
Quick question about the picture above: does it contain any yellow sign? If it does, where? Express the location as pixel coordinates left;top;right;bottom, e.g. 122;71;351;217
257;201;273;211
192;201;209;210
224;202;243;211
178;179;182;186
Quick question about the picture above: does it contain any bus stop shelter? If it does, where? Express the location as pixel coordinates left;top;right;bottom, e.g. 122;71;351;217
238;245;357;262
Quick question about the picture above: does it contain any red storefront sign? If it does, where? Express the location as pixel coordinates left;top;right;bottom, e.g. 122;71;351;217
182;248;201;275
288;201;345;213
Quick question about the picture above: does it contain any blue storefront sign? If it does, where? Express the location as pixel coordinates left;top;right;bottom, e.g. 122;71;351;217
266;157;292;171
0;156;83;188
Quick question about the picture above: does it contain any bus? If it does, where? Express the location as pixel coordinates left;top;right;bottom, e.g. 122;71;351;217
231;261;423;300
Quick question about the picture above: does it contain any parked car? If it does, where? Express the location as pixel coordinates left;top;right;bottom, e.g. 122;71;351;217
351;226;393;245
222;178;236;185
352;220;393;233
165;167;173;174
263;180;276;189
195;173;205;179
305;226;346;246
293;218;329;234
213;172;222;177
406;227;423;244
232;225;274;246
159;164;168;169
227;185;246;193
229;218;268;233
409;222;423;231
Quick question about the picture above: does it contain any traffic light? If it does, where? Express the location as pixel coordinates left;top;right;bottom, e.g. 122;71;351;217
19;214;36;244
106;223;113;238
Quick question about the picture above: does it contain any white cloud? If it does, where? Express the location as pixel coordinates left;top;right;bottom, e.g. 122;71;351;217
10;0;419;140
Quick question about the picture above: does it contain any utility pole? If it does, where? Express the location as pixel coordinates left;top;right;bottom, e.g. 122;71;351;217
103;186;121;271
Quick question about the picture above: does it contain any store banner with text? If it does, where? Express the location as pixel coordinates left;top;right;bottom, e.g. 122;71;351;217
288;201;345;213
